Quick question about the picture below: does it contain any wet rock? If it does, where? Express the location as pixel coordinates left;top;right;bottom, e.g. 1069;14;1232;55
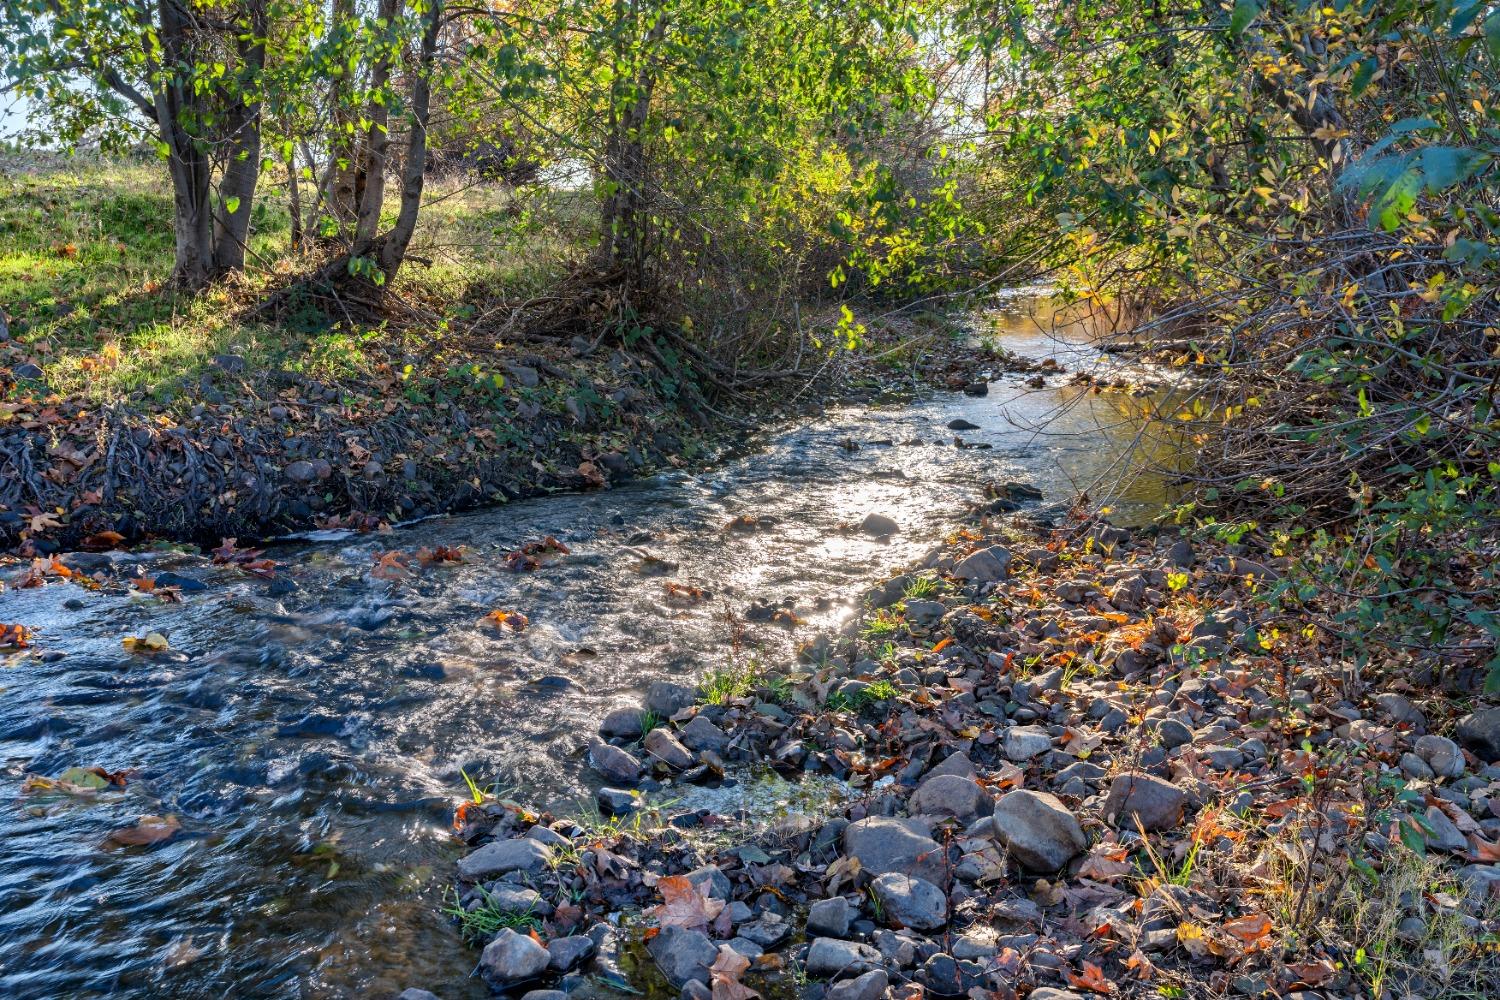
646;681;696;718
827;969;889;1000
600;707;647;739
991;790;1087;872
871;872;947;930
679;715;728;753
547;935;596;972
807;895;852;938
458;837;552;880
1456;707;1500;762
951;545;1011;584
908;773;991;823
1003;725;1053;762
648;925;718;988
644;728;696;770
526;825;570;848
1103;772;1186;832
806;938;884;979
861;513;899;537
480;928;551;988
589;741;644;784
904;599;946;624
963;381;988;396
843;816;947;884
398;991;440;1000
1415;734;1466;778
595;787;636;815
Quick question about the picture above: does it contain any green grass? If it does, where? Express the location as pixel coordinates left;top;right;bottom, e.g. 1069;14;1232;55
442;885;541;942
902;576;939;600
699;661;762;705
0;152;591;402
861;609;902;640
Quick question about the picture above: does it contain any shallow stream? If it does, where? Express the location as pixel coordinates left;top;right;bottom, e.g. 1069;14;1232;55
0;292;1176;998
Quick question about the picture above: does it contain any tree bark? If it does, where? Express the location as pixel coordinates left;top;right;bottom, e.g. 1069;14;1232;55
354;0;404;253
378;0;443;283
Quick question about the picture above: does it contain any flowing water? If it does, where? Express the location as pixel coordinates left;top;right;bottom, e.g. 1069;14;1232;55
0;292;1179;999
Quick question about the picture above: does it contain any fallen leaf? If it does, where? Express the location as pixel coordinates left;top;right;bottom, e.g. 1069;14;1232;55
104;814;181;847
1066;960;1116;994
649;874;725;931
483;609;529;633
709;945;759;1000
1222;912;1274;946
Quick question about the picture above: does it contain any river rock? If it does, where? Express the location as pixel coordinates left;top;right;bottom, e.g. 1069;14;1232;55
827;969;889;1000
807;895;852;938
679;714;728;752
285;460;317;483
806;938;884;979
947;419;980;430
952;545;1010;583
547;934;597;972
926;751;977;780
909;773;991;822
1003;725;1053;761
596;787;636;814
1374;692;1425;726
1415;734;1465;778
1456;707;1500;762
843;816;947;884
480;928;551;988
648;925;718;988
397;991;440;1000
861;513;899;536
1103;772;1186;832
645;681;695;717
871;872;948;930
600;707;646;738
1029;991;1086;1000
991;790;1087;872
1423;805;1469;853
588;741;643;784
478;884;543;916
458;837;551;880
643;727;695;770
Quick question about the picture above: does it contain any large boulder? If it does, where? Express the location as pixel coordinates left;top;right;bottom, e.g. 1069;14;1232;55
1102;772;1187;832
458;837;551;880
870;872;948;930
1456;707;1500;762
991;790;1087;873
479;928;551;989
843;816;947;885
648;925;719;988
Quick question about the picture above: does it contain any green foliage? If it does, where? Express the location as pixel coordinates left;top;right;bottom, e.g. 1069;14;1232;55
441;885;540;942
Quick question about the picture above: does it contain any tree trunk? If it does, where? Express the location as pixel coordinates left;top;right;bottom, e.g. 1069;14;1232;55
377;0;442;283
597;4;666;293
212;11;266;276
326;0;362;231
354;0;403;254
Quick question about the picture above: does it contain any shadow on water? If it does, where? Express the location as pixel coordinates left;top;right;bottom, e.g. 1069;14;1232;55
0;289;1187;998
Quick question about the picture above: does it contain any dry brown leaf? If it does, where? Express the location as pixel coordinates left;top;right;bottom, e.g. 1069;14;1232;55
1066;960;1116;994
1222;912;1274;946
709;945;759;1000
649;874;725;931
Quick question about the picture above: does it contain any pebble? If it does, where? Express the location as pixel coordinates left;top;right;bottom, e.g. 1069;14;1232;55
807;895;852;938
1103;772;1187;832
870;872;948;930
805;937;884;979
456;837;551;880
991;789;1087;872
479;928;551;988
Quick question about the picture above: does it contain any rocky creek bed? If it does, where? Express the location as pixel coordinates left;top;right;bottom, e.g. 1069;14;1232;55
439;515;1500;1000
